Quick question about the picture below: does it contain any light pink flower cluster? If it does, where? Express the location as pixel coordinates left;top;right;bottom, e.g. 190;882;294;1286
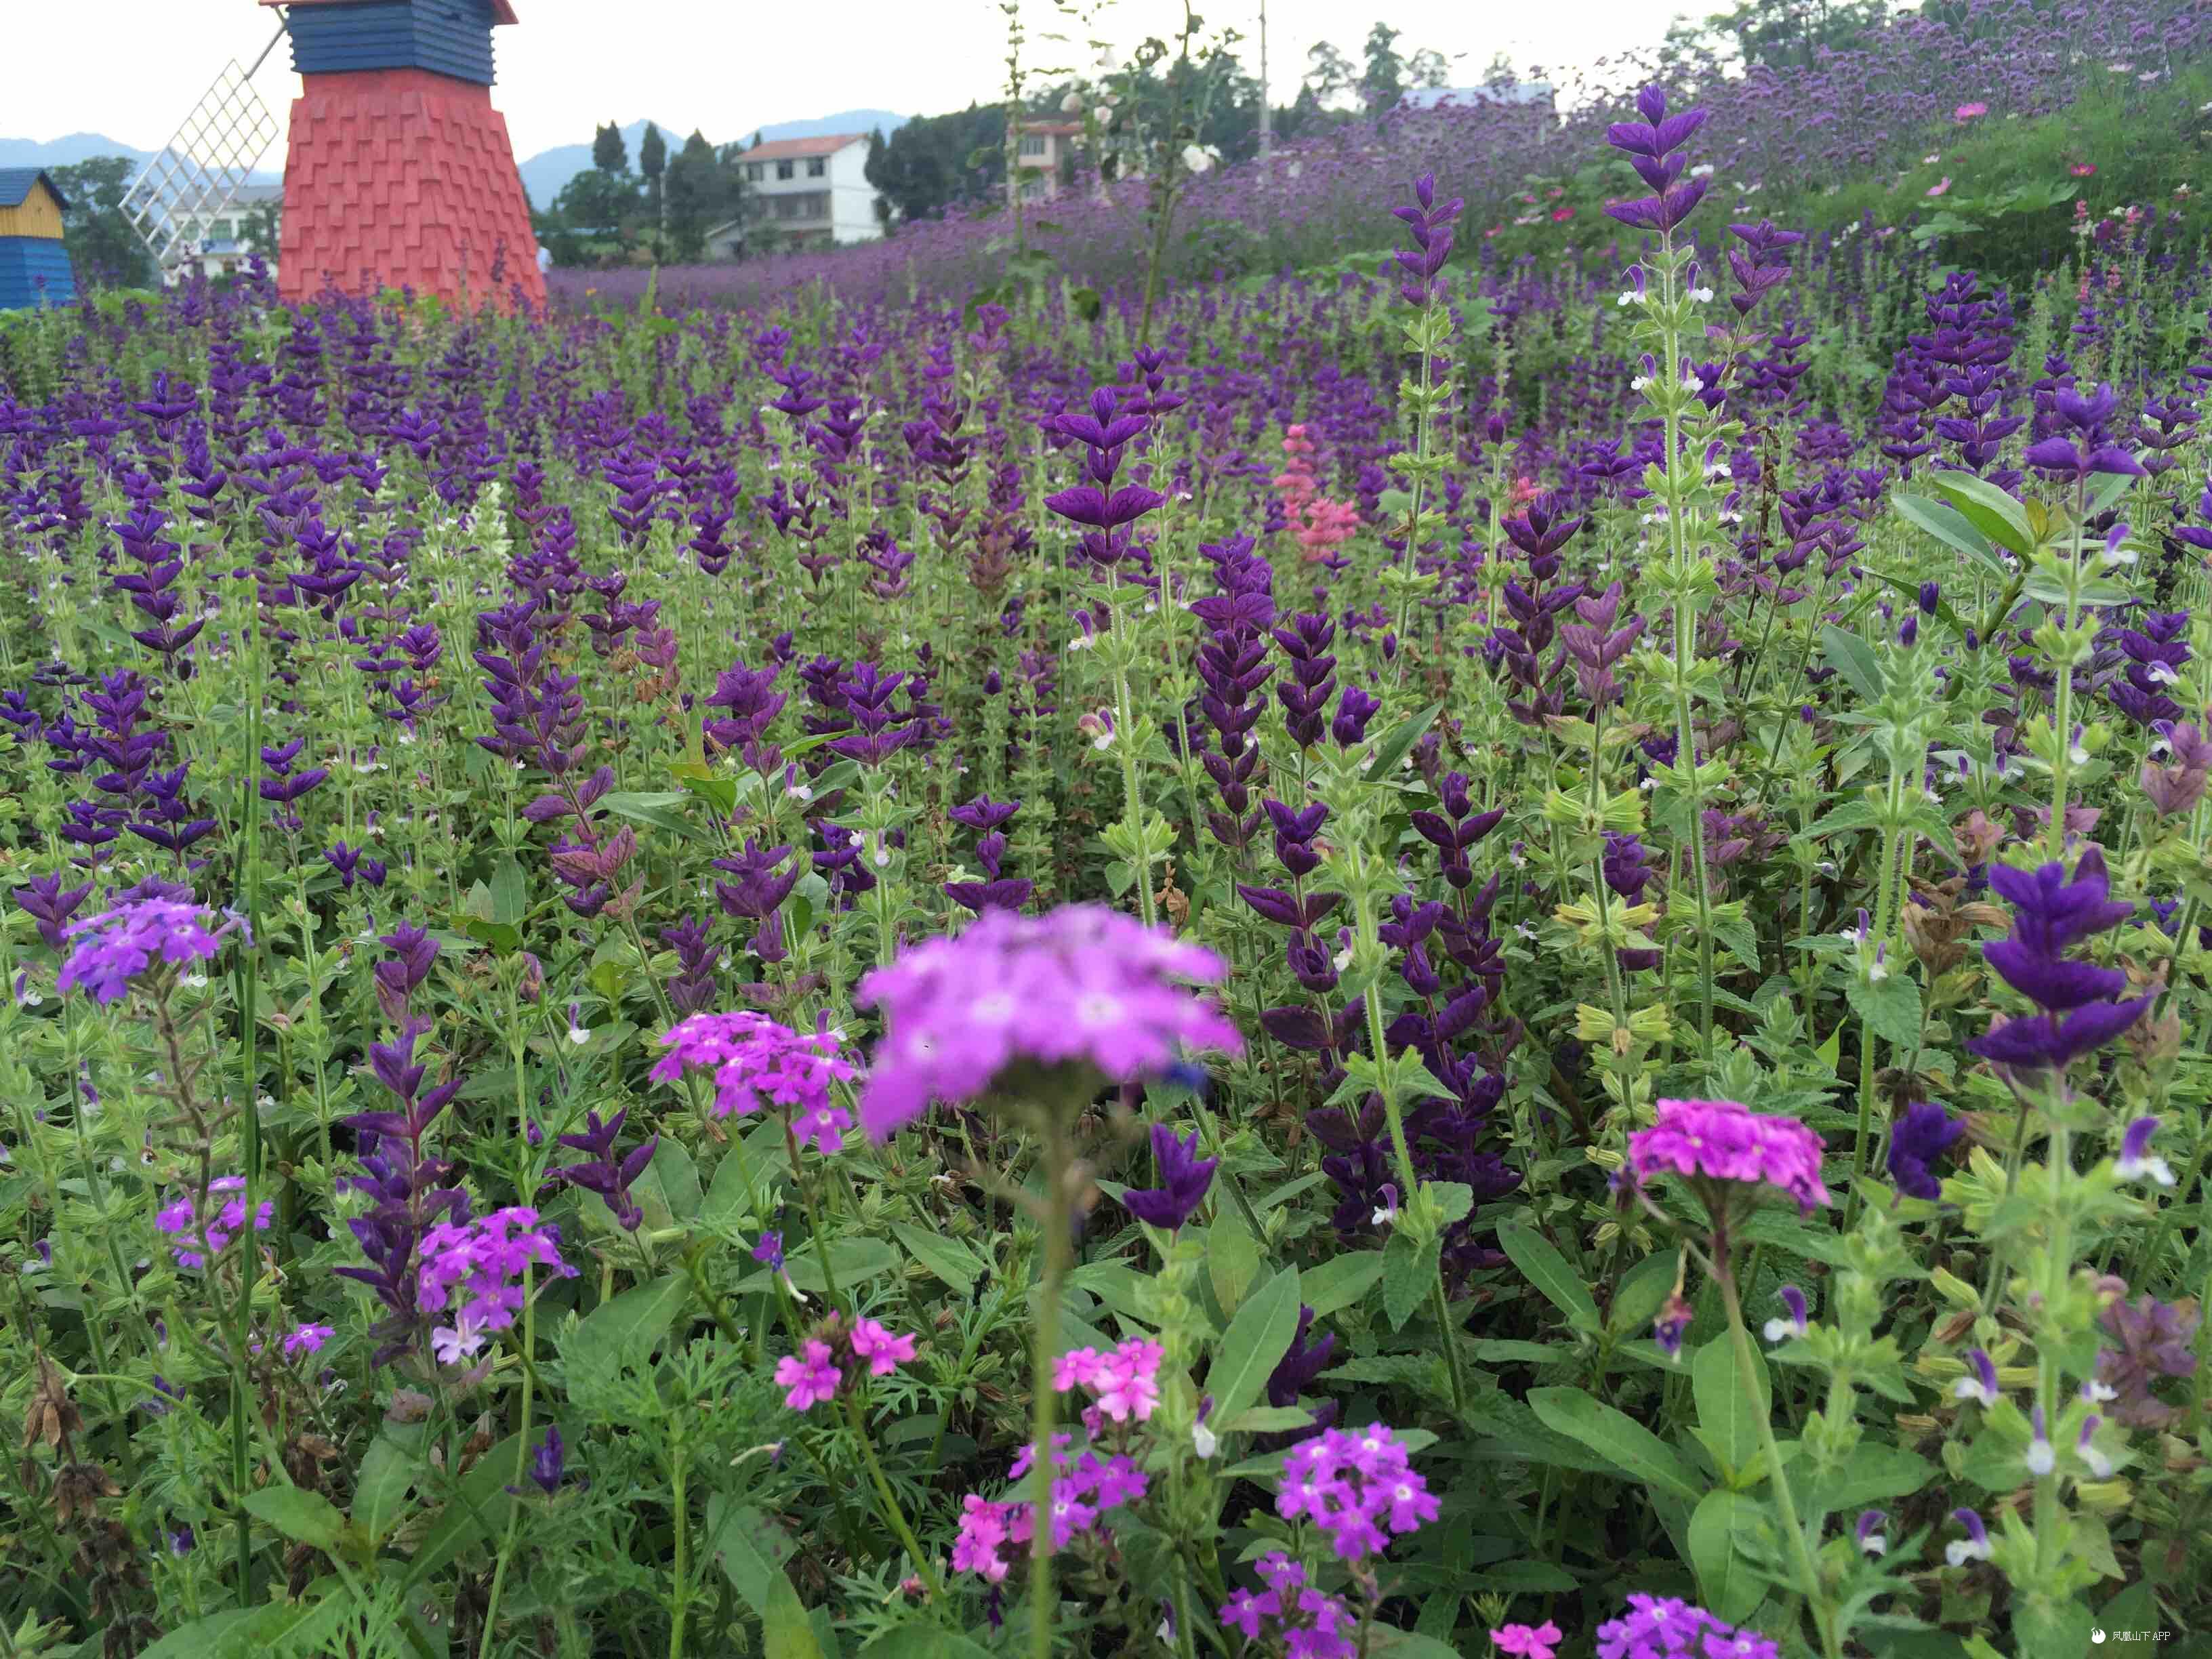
1219;1553;1357;1658
1625;1098;1830;1214
414;1206;575;1364
1277;1422;1440;1562
652;1010;856;1153
855;904;1240;1142
949;1438;1150;1582
155;1176;272;1269
773;1315;920;1410
1054;1338;1164;1426
1271;424;1361;562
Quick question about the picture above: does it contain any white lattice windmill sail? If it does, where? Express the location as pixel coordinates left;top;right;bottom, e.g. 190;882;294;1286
125;24;286;279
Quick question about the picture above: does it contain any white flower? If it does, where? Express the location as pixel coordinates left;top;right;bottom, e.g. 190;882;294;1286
872;846;892;869
1688;286;1715;303
1181;144;1216;175
1629;375;1653;393
2025;1437;2055;1476
1061;90;1084;114
1370;1200;1398;1227
1191;1421;1218;1459
1945;1538;1990;1567
1860;1528;1888;1557
1689;163;1714;177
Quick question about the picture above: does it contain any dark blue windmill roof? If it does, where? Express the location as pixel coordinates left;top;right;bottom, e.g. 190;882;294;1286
0;169;70;211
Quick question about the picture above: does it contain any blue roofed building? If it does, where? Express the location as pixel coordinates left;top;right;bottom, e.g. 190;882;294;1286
0;168;78;310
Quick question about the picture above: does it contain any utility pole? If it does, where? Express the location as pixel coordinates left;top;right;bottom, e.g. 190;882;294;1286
1256;0;1272;159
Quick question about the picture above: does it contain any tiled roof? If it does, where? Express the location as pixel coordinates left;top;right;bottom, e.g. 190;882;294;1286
266;0;521;25
276;68;545;312
0;169;68;211
741;133;869;163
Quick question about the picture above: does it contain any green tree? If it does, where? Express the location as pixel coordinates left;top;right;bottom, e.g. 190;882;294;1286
638;122;668;253
1407;46;1452;89
866;106;1008;226
663;128;729;262
1692;0;1893;67
546;167;642;263
1304;39;1356;107
46;157;156;289
592;121;628;173
241;198;281;261
1359;21;1406;109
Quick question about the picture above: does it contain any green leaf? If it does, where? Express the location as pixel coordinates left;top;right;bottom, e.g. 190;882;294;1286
1927;473;2034;558
1367;1634;1467;1659
1465;1560;1580;1593
1819;625;1885;706
243;1485;350;1553
138;1605;320;1659
1381;1227;1441;1332
351;1431;421;1547
562;1274;690;1387
489;855;528;926
1801;1441;1933;1517
1498;1221;1601;1334
1608;1248;1678;1337
1206;1208;1262;1314
1891;493;2009;578
402;1431;525;1586
891;1223;986;1291
630;1138;701;1227
859;1630;998;1659
1692;1337;1769;1476
1688;1490;1769;1623
743;1237;903;1297
1300;1250;1385;1320
1847;973;1924;1049
1528;1386;1704;1503
1364;701;1443;782
708;1498;798;1619
701;1141;766;1229
1206;1265;1302;1427
598;790;699;840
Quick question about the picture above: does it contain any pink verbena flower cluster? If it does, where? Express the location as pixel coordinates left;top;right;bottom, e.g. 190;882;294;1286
1626;1098;1830;1214
58;898;229;1004
1219;1553;1357;1659
1596;1595;1779;1659
774;1315;920;1410
1276;1422;1440;1561
155;1175;271;1269
949;1439;1150;1582
415;1206;575;1364
1054;1338;1164;1426
651;1010;857;1153
854;903;1240;1141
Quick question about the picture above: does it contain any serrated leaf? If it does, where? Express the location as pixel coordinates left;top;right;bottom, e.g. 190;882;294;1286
1381;1227;1440;1332
1529;1386;1703;1502
1847;973;1924;1049
562;1275;690;1387
244;1485;350;1553
1498;1221;1601;1334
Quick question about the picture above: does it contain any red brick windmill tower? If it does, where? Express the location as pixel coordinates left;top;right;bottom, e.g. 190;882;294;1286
266;0;546;310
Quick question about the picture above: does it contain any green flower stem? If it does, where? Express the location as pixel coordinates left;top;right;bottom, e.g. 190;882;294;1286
2032;1113;2073;1585
1715;1263;1841;1659
231;537;269;1604
844;1388;947;1601
1108;575;1158;930
667;1414;691;1659
1028;1110;1075;1659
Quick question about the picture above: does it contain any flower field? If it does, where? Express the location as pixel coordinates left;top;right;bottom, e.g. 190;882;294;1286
3;32;2211;1659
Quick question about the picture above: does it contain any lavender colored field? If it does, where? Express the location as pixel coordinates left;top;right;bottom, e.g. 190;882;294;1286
0;20;2207;1659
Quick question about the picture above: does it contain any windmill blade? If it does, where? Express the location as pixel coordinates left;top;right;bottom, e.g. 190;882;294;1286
125;26;285;276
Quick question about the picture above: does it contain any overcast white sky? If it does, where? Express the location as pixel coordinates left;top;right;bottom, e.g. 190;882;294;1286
7;1;1683;162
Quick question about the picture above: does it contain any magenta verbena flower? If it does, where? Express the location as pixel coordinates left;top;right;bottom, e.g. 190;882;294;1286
951;1443;1151;1580
854;903;1240;1142
1219;1553;1357;1659
1492;1622;1564;1659
1054;1337;1164;1424
1596;1593;1779;1659
776;1338;841;1410
414;1206;574;1364
651;1010;856;1152
58;897;229;1004
1626;1098;1830;1215
283;1324;333;1359
155;1174;272;1269
851;1315;918;1377
1275;1422;1439;1562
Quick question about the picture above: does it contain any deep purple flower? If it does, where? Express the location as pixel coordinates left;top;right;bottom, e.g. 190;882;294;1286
1887;1101;1965;1201
1120;1123;1218;1230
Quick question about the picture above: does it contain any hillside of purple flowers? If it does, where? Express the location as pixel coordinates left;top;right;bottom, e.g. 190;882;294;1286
0;48;2208;1659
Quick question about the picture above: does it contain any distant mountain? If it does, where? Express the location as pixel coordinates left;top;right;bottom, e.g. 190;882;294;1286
516;110;906;207
0;131;283;185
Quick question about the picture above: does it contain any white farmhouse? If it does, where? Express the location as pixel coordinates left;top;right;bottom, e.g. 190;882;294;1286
712;133;882;253
159;184;285;284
